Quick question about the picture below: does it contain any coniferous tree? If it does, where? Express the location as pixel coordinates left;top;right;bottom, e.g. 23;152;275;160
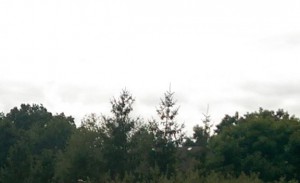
150;88;184;177
101;89;138;179
155;88;184;146
193;107;213;147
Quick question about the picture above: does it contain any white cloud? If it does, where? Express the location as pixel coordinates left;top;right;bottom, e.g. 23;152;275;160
1;0;300;130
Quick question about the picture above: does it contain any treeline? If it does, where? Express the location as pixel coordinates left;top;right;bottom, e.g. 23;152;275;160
0;89;300;183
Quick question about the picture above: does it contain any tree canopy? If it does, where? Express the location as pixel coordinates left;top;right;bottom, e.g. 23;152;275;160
0;92;300;183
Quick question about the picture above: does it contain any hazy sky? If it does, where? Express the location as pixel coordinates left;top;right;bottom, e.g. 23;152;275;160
1;0;300;132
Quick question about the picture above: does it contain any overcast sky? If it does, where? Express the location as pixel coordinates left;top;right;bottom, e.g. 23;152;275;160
1;0;300;132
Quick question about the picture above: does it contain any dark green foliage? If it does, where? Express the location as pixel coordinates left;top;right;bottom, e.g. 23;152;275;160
54;126;105;183
0;104;75;183
214;112;239;134
101;89;139;179
180;110;213;175
207;108;300;182
6;104;52;130
0;118;19;168
1;95;300;183
148;89;184;177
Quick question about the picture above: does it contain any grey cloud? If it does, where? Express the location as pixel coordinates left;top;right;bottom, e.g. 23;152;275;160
240;81;300;98
189;81;300;119
57;84;111;106
139;90;189;109
175;92;189;104
231;95;282;111
262;32;300;48
140;93;159;107
234;81;300;112
0;81;45;112
285;33;300;46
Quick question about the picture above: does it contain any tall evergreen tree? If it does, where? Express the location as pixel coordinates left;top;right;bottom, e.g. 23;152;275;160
155;88;184;146
101;89;138;179
193;106;213;147
150;88;184;177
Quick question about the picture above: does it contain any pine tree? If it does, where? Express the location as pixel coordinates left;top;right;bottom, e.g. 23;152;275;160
194;106;213;147
101;89;137;179
156;88;184;146
150;87;184;177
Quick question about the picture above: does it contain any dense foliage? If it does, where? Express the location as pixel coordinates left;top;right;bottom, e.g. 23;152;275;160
0;90;300;183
